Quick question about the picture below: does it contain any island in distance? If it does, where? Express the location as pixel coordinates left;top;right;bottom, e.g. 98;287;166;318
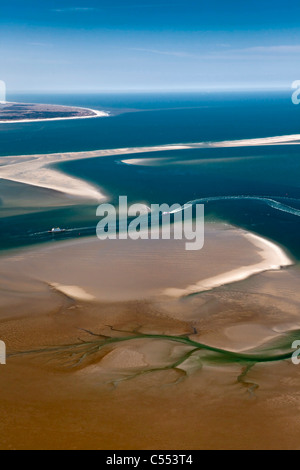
0;102;107;122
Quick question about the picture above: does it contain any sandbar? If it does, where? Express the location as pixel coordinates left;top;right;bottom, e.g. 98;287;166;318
1;133;300;200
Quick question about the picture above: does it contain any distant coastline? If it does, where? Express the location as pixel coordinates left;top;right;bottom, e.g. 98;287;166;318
0;101;109;124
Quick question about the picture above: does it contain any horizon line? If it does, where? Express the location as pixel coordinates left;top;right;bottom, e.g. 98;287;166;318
6;85;293;94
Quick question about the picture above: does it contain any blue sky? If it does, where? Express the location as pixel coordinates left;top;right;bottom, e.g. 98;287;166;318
1;0;300;91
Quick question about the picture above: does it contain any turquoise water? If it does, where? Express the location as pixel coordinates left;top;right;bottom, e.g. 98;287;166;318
1;91;300;257
57;146;300;260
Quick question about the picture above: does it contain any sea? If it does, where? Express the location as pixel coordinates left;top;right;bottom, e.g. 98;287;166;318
1;90;300;260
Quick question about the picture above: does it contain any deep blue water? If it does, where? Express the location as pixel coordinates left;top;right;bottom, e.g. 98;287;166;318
0;91;299;156
1;91;300;257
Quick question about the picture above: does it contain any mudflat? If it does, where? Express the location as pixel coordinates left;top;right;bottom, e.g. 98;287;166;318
0;225;300;449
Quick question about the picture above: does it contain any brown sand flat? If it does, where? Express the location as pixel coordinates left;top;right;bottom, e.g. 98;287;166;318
0;224;267;305
1;226;300;449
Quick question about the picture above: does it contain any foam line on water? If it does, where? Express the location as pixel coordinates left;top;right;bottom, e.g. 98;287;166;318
165;196;300;218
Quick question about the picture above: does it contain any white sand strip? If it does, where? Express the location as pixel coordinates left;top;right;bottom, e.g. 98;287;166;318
50;283;96;301
211;134;300;148
1;133;300;200
120;135;300;166
163;233;293;298
0;165;105;200
0;146;188;200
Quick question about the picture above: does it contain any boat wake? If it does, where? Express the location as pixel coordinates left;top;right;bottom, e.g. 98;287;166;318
30;226;96;237
167;195;300;218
